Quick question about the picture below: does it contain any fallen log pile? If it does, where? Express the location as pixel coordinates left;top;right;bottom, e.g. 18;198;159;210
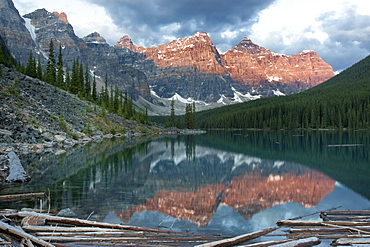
1;195;370;247
0;209;232;247
275;210;370;246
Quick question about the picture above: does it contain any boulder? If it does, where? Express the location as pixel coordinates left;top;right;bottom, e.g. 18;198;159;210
54;149;66;155
54;135;66;142
57;208;77;217
6;151;30;183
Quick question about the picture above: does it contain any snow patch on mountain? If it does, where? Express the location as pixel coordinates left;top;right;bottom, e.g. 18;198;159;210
150;88;161;98
23;17;37;42
167;93;210;106
217;95;228;105
273;89;285;96
142;86;263;116
268;76;282;82
232;87;261;101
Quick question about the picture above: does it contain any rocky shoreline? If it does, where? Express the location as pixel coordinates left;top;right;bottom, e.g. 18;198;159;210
0;65;206;185
0;65;162;153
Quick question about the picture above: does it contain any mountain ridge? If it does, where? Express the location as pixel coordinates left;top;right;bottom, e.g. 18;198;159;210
195;53;370;130
115;31;334;103
0;0;334;115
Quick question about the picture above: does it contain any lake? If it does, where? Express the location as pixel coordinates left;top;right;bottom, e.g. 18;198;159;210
1;130;370;236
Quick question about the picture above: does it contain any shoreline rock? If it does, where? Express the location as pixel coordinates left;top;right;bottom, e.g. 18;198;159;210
5;151;30;183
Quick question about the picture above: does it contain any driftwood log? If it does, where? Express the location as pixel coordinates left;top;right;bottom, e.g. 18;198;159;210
271;237;321;246
322;210;370;216
194;227;279;247
1;208;370;246
0;221;54;247
242;239;292;247
17;211;178;233
331;237;370;246
277;220;370;227
0;193;45;201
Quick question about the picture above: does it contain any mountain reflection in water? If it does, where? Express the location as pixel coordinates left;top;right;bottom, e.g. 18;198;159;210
118;170;334;226
2;130;370;236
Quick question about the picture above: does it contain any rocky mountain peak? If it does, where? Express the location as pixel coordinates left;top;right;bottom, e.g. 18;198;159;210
221;37;334;89
53;11;69;24
238;37;254;46
232;37;269;54
188;31;212;42
115;35;138;51
117;31;224;73
83;32;108;45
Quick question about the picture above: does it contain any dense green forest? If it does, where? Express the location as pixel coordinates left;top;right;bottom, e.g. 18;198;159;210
195;54;370;130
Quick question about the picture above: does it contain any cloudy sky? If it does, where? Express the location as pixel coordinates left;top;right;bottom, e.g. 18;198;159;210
12;0;370;72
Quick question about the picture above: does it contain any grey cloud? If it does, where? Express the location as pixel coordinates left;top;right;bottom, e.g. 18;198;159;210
86;0;369;72
317;7;370;70
87;0;276;48
253;7;370;72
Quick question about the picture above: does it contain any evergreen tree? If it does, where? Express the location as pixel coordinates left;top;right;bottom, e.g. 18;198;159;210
101;74;109;106
25;50;37;78
36;55;43;79
92;74;97;101
170;99;175;127
185;104;191;129
45;40;56;84
123;91;133;119
84;64;91;99
70;59;84;95
65;69;71;91
0;44;16;67
56;44;64;88
16;63;25;74
70;59;79;94
191;102;196;129
117;95;123;116
113;86;120;113
109;85;114;113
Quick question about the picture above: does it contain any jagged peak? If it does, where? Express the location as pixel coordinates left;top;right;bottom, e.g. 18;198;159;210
237;37;263;49
115;35;135;48
116;35;133;43
193;31;209;37
299;50;317;55
83;32;108;45
241;37;252;43
23;8;62;23
53;11;69;24
189;31;211;42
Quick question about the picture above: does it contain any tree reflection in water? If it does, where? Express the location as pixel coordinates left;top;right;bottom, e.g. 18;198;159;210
2;130;369;235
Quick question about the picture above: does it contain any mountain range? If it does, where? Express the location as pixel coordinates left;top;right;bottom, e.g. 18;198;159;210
195;51;370;130
0;0;334;115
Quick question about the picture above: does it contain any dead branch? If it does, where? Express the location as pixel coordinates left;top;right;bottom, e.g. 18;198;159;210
0;193;45;201
0;221;54;247
17;211;178;233
194;227;279;247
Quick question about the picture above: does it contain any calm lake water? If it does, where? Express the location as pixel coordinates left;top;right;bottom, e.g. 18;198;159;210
1;130;370;236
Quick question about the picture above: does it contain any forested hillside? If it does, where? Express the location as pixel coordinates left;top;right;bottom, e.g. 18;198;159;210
196;54;370;130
